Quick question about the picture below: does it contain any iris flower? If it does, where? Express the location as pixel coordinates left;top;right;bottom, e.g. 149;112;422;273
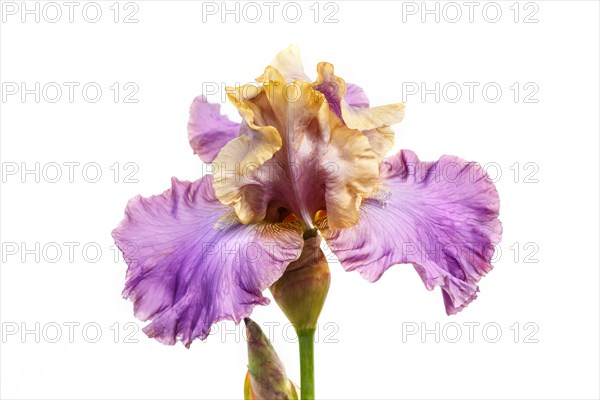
113;45;501;359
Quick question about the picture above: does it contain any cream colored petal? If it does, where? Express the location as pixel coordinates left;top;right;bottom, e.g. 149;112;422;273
215;59;384;229
313;62;403;160
341;101;405;131
314;62;346;99
257;44;311;83
364;125;395;159
213;67;328;226
217;72;291;174
212;134;272;224
319;111;380;230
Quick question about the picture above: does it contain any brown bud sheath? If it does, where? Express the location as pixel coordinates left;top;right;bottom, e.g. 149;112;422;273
244;318;298;400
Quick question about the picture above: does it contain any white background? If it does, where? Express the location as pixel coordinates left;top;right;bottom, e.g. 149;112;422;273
1;1;599;399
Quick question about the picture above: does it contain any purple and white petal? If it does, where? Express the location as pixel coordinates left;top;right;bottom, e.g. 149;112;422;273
112;175;303;347
188;95;240;163
319;150;502;314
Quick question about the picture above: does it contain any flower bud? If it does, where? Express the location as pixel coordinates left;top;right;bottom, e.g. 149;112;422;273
270;235;331;333
244;318;298;400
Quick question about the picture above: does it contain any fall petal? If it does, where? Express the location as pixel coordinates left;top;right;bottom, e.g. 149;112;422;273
319;150;502;314
112;175;303;347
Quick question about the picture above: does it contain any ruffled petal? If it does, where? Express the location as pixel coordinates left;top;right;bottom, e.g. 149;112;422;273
221;82;283;174
187;95;241;163
214;67;319;225
112;175;303;347
313;62;403;159
312;62;346;119
318;150;502;314
363;126;395;160
343;83;395;159
320;114;380;229
213;66;379;230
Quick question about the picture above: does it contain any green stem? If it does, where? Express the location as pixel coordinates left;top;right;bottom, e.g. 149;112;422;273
298;328;316;400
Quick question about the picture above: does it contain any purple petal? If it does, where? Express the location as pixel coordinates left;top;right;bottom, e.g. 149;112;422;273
344;83;370;108
188;96;240;163
320;150;502;314
112;175;303;347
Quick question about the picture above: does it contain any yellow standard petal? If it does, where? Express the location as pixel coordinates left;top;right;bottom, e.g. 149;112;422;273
314;62;405;160
257;44;311;83
212;67;325;225
318;105;380;230
213;54;383;230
